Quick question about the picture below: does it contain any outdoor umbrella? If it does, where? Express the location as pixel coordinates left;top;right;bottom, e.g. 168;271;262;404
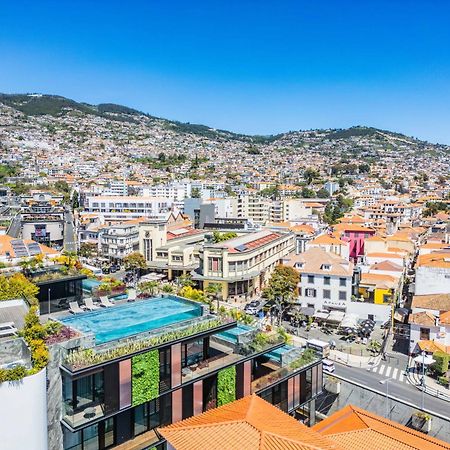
413;354;435;366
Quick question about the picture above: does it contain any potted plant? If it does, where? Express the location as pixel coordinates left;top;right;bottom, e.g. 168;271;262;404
411;411;432;432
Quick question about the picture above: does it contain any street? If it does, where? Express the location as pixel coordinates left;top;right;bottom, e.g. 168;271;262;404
334;362;450;419
63;210;77;252
8;213;21;238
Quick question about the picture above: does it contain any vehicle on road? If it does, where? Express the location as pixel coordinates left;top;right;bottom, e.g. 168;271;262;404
307;338;331;357
110;264;120;273
244;300;262;315
322;358;335;373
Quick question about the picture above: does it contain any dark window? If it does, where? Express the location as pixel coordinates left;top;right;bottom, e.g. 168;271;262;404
159;347;171;392
307;275;314;284
323;289;331;299
323;276;330;285
203;375;217;411
339;278;347;287
339;291;347;301
420;327;430;340
182;384;194;419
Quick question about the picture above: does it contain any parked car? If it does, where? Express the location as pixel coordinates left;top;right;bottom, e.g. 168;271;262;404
102;266;111;274
244;300;262;315
110;264;120;273
322;358;335;373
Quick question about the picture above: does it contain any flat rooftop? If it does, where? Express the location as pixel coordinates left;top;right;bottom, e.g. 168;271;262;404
60;295;202;344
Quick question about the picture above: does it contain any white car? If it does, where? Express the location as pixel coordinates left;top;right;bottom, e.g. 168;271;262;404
322;358;335;373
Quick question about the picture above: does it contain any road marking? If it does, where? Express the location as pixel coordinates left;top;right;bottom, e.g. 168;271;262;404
392;368;398;379
385;366;392;377
378;365;385;375
399;371;404;382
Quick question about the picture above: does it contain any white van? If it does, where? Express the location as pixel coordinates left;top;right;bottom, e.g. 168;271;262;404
322;359;335;373
82;263;103;276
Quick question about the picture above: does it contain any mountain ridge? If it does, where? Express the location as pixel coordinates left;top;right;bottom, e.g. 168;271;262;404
0;92;440;147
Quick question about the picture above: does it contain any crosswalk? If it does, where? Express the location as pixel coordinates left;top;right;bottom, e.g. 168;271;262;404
368;364;407;383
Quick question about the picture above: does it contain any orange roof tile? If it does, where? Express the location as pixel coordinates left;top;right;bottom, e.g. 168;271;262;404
310;234;347;246
411;294;450;311
159;395;342;450
313;404;450;450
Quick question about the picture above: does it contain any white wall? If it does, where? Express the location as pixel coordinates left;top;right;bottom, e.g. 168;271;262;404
0;368;48;450
347;301;390;324
415;267;450;295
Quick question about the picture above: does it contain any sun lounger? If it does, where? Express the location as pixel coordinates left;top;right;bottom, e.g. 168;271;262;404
69;301;86;314
99;296;114;307
84;298;100;311
127;289;137;302
0;322;17;337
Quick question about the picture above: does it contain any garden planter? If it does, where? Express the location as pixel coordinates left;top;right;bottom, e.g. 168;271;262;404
411;413;432;432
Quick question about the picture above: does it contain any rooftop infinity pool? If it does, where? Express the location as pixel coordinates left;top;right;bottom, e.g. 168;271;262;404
61;296;202;344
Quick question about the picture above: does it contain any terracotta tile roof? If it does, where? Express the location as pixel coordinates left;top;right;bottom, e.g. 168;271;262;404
287;247;353;277
312;404;450;450
408;311;437;326
0;235;58;257
360;273;399;290
411;294;450;311
310;234;347;246
439;311;450;325
159;395;343;450
418;340;450;354
416;252;450;269
370;261;404;272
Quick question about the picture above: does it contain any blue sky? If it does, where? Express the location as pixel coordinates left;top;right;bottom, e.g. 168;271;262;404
1;1;450;143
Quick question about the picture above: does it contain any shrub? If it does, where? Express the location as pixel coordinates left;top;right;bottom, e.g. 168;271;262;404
432;351;449;376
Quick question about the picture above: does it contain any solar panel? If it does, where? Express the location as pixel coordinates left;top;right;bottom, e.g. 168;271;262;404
235;244;247;252
11;239;29;257
27;242;42;256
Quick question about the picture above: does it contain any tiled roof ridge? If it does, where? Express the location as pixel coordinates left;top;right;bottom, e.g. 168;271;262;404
260;431;339;450
350;406;450;449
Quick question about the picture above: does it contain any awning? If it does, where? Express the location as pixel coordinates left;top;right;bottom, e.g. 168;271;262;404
341;313;359;329
413;354;435;366
327;310;345;323
314;312;330;320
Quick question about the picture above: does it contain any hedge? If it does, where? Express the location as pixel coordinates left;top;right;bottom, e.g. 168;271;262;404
432;351;449;376
132;350;160;406
217;366;236;406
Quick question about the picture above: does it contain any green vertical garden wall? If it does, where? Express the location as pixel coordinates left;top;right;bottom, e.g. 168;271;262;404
217;365;236;406
131;350;160;406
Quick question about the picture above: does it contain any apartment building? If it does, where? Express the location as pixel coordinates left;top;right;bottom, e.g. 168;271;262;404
415;251;450;295
100;223;139;262
289;247;354;313
84;196;174;220
143;183;191;202
41;297;322;450
193;230;296;300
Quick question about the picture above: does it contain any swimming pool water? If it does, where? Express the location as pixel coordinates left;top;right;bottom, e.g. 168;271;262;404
265;345;294;361
82;278;101;292
61;296;202;344
216;324;253;343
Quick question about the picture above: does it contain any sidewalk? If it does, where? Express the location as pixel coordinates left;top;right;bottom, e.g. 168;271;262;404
406;360;450;402
290;334;382;369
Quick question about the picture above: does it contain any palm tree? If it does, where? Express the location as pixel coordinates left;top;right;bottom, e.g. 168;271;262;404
205;283;222;313
161;283;175;294
138;280;159;297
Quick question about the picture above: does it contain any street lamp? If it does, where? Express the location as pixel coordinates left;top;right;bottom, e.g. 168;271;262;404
420;351;426;411
379;378;395;419
48;288;51;315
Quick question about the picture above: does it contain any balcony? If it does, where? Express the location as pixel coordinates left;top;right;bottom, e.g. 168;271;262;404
181;332;285;384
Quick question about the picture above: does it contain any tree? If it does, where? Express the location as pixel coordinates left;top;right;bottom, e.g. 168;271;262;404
316;188;330;198
304;168;320;185
205;282;222;312
177;274;194;288
78;242;97;258
138;281;159;296
191;187;201;198
123;252;146;271
301;187;315;198
212;231;237;243
431;351;449;375
263;266;299;325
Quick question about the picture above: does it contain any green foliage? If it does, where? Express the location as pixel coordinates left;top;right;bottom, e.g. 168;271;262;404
303;168;320;184
301;187;315;198
0;163;18;180
423;201;448;217
191;187;201;198
0;273;39;302
78;242;97;258
290;348;317;370
264;265;299;304
65;317;225;369
132;350;160;406
316;188;330;198
212;231;238;243
0;365;27;382
135;153;187;170
323;194;353;224
123;252;146;270
217;366;236;406
432;351;449;375
138;281;160;296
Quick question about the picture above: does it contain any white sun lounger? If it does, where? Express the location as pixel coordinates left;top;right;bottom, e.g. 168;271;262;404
99;296;114;307
0;322;17;337
127;289;137;302
84;298;100;311
69;301;85;314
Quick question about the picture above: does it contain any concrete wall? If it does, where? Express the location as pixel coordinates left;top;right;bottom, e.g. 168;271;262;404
0;368;48;450
415;267;450;295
